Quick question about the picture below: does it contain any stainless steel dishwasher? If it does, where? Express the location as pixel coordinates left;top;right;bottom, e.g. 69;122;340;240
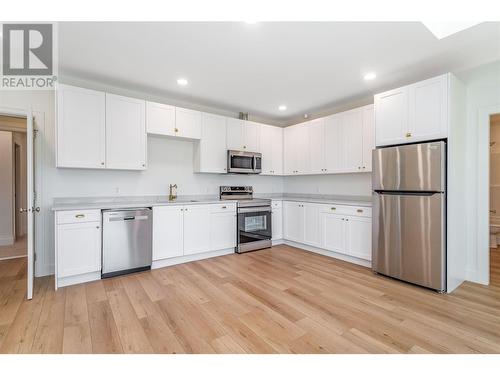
102;208;152;278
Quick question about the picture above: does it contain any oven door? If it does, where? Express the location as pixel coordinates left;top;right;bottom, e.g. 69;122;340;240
237;206;272;253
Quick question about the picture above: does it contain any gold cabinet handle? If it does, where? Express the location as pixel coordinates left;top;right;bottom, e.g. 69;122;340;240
406;132;412;137
221;206;227;209
331;207;336;210
174;128;179;133
357;209;363;213
75;214;85;218
243;145;246;149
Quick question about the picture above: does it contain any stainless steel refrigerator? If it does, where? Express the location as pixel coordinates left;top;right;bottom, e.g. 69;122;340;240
372;141;446;292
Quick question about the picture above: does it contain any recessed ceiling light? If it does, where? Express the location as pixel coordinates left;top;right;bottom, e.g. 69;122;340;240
177;78;188;86
422;22;481;39
364;72;377;81
278;105;287;111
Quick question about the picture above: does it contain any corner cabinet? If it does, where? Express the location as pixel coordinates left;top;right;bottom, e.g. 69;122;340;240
194;113;228;174
375;74;449;146
260;124;283;175
56;84;106;169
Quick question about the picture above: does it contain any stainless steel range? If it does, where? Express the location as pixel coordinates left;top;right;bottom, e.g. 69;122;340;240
220;186;272;253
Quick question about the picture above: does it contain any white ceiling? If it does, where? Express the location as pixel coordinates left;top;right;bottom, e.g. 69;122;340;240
59;22;500;124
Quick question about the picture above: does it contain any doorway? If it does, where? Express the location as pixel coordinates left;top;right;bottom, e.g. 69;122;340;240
489;113;500;286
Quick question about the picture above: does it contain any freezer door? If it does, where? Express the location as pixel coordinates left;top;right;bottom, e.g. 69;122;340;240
372;141;445;192
372;192;446;291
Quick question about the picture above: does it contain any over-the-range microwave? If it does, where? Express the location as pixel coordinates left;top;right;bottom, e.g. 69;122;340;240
227;150;262;174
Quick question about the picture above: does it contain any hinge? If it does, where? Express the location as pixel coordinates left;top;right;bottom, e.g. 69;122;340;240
33;128;39;139
34;253;37;262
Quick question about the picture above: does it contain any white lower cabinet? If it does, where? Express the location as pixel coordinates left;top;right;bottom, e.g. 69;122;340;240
321;212;345;254
55;210;102;288
345;215;372;261
283;201;304;242
271;200;283;240
303;203;321;247
153;203;236;261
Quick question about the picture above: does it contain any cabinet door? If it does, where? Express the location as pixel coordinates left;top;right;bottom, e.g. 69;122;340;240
210;212;236;251
245;121;261;152
271;126;284;175
345;216;372;261
175;107;202;140
296;124;311;174
324;114;343;174
309;119;326;174
260;124;274;175
321;212;346;254
196;113;227;173
304;203;321;247
341;109;364;172
408;75;448;142
152;206;184;261
362;105;375;172
183;205;211;255
57;84;106;169
146;101;176;136
106;94;146;170
272;208;283;240
57;222;101;278
227;118;245;151
284;126;298;175
374;87;409;146
283;201;304;242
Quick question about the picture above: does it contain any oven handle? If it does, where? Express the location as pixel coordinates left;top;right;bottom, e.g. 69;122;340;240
238;206;272;214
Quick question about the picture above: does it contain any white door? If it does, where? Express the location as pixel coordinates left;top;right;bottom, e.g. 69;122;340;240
56;84;106;168
309;119;325;174
408;75;448;142
375;87;409;146
303;203;321;247
227;118;245;151
26;110;34;300
271;126;284;175
244;121;261;152
324;114;343;174
146;101;176;136
283;201;304;242
210;212;236;251
342;109;364;172
105;94;147;170
152;206;184;260
345;216;372;261
362;105;375;172
57;222;102;278
271;208;283;241
260;124;274;175
183;205;211;255
321;212;346;254
197;113;227;173
175;107;202;140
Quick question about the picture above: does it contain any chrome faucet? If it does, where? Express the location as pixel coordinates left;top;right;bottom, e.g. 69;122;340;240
169;184;178;201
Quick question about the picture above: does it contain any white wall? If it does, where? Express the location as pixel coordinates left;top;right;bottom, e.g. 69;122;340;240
456;60;500;284
283;173;372;196
0;131;13;246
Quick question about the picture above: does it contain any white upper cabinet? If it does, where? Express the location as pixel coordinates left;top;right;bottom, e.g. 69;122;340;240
309;119;326;174
260;124;283;175
408;75;448;142
295;124;311;174
194;113;228;174
324;114;343;174
362;105;375;172
226;118;245;151
175;107;202;140
284;125;298;175
375;73;450;146
341;109;364;173
227;118;261;152
105;93;147;170
146;101;176;137
56;84;106;169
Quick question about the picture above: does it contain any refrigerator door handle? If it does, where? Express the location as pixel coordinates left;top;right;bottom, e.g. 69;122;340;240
374;190;442;196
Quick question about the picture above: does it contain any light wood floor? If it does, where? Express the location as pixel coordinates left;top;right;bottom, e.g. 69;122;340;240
0;236;27;260
1;245;500;354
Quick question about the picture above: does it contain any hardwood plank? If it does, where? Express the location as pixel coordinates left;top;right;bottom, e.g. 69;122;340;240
87;300;123;354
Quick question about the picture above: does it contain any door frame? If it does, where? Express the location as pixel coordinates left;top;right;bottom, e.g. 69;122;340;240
477;104;500;285
0;106;37;300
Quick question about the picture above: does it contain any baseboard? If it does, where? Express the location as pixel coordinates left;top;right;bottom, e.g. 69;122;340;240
0;235;14;246
56;271;101;290
272;238;284;246
283;240;371;268
152;248;235;269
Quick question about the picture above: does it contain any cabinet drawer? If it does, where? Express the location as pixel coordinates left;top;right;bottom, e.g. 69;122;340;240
209;203;236;213
57;209;101;224
271;200;282;210
320;204;372;217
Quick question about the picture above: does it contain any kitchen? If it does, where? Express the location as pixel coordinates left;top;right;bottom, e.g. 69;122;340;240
0;19;499;359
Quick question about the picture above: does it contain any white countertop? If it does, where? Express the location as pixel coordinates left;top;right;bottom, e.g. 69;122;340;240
52;193;372;211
